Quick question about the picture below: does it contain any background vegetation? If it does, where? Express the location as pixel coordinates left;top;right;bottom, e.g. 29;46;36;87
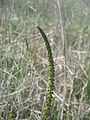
0;0;90;119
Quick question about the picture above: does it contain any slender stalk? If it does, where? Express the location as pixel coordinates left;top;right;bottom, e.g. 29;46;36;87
37;26;55;120
56;0;67;119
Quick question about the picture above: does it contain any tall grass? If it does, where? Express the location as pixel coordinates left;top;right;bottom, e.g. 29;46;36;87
0;0;90;119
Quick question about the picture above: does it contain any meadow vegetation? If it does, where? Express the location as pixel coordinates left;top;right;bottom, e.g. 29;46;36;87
0;0;90;119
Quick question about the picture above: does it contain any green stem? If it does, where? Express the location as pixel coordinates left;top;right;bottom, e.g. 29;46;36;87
37;26;55;120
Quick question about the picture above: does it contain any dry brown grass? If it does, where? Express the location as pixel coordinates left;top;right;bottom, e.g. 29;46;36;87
0;0;90;119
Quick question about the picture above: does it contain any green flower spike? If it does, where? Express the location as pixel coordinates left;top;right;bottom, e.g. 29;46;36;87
37;26;55;120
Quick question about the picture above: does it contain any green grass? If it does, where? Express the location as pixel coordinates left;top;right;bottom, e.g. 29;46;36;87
0;0;90;119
